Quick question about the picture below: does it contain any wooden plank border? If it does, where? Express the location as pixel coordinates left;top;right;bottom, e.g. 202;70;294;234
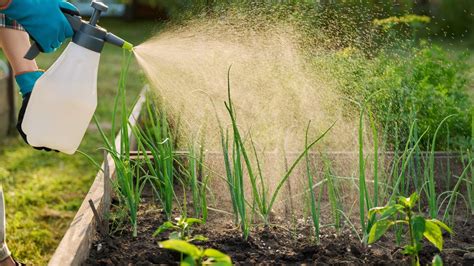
48;87;148;266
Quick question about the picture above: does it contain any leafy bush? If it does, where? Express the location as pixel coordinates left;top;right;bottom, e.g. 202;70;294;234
402;45;471;148
320;43;472;149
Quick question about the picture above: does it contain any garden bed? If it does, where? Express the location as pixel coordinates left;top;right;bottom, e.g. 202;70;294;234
86;184;473;265
80;148;474;265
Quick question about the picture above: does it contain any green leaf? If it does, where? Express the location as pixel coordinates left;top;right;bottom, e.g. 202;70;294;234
191;235;209;242
368;206;390;218
431;254;443;266
412;216;425;243
398;192;419;209
402;244;417;255
159;240;201;258
185;218;204;226
181;255;196;266
424;220;444;251
407;192;419;208
368;220;392;244
428;219;452;234
380;204;404;220
368;204;402;219
169;231;181;240
153;221;175;237
203;248;232;263
398;196;411;208
203;261;232;266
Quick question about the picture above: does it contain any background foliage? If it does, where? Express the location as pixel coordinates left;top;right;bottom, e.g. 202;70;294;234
126;0;473;149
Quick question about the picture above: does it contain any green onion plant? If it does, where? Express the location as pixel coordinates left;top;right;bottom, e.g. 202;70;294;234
186;143;209;221
133;95;176;220
94;50;142;237
220;67;334;238
304;122;323;242
425;115;455;219
462;149;474;215
323;156;342;233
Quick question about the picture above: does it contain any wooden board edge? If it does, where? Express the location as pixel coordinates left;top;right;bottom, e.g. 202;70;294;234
48;86;148;266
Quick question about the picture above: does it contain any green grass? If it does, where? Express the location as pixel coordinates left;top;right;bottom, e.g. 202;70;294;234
0;19;156;264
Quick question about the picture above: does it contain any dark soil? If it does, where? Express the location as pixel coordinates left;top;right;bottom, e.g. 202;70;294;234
85;190;474;266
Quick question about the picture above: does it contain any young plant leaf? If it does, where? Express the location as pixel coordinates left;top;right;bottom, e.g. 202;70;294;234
368;206;391;218
368;220;393;244
169;231;181;240
398;196;411;208
412;216;425;243
402;244;418;255
369;204;404;221
432;254;443;266
185;218;204;226
202;248;232;264
153;221;175;237
159;240;201;258
423;220;444;251
398;193;419;209
207;263;232;266
182;255;196;266
407;192;419;208
428;219;452;234
191;235;208;242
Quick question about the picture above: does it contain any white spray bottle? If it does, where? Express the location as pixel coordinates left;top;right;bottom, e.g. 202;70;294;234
20;1;133;155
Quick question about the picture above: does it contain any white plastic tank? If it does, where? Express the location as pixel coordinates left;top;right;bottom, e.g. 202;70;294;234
21;42;100;154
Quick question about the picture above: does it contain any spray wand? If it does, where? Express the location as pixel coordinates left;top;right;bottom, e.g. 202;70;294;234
25;1;133;60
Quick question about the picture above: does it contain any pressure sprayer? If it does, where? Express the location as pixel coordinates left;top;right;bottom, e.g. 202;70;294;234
21;1;133;155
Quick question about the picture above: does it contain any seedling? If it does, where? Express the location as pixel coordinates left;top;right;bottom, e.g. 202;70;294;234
154;216;208;242
159;239;232;266
368;192;452;266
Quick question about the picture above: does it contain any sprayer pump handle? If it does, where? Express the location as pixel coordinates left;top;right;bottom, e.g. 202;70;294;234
24;43;41;60
89;1;108;26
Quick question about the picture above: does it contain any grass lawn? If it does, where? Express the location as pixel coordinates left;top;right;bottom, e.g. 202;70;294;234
0;19;157;265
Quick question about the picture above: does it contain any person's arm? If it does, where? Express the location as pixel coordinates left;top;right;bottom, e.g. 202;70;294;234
0;27;38;75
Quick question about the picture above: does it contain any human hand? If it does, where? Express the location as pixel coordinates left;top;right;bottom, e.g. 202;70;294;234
0;0;79;53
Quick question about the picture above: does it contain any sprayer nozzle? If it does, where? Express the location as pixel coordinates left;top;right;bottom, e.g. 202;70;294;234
123;41;134;51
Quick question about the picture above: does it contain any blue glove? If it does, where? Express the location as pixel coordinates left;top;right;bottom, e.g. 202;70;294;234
15;71;43;98
0;0;79;53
